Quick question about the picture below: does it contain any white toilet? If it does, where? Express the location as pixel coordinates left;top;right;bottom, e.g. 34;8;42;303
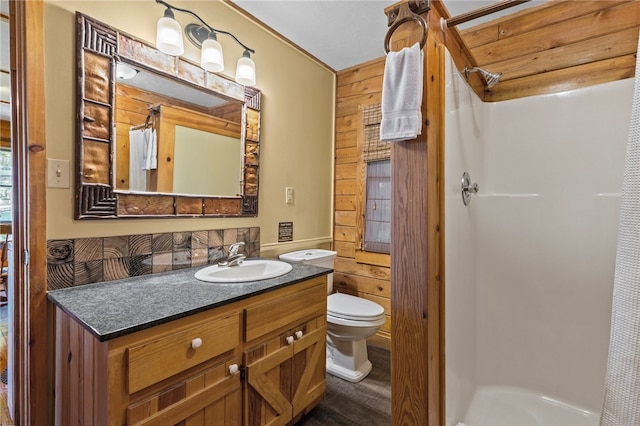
279;249;386;383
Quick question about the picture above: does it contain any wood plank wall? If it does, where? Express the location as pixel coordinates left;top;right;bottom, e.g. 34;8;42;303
335;57;392;349
458;0;640;102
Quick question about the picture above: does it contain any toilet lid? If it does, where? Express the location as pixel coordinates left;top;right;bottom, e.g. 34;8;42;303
327;293;385;321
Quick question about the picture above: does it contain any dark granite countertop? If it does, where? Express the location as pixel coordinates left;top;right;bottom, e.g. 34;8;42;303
47;260;331;342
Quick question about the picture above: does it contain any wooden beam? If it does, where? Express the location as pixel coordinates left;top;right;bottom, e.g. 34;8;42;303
389;23;445;426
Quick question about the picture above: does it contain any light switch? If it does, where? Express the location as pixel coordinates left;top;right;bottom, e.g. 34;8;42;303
286;187;294;204
48;158;70;188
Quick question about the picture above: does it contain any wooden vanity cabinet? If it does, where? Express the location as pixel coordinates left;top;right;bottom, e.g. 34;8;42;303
54;305;243;426
243;281;327;426
53;277;327;426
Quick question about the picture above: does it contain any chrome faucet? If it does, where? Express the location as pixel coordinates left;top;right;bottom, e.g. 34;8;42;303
219;242;246;267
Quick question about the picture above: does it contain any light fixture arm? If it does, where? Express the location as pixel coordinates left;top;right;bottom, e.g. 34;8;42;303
155;0;255;54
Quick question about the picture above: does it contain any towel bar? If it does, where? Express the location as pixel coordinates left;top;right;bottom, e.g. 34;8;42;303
384;1;429;54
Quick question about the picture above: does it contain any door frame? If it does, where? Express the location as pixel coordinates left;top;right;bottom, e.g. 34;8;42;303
9;0;48;424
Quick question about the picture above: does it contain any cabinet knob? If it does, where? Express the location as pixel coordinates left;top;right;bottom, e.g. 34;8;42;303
191;337;203;349
229;364;239;375
295;330;304;339
286;335;294;345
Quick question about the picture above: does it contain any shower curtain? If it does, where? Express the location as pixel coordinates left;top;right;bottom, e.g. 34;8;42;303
600;31;640;426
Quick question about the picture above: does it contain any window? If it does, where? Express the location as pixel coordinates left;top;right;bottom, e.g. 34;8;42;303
357;103;391;257
364;160;390;253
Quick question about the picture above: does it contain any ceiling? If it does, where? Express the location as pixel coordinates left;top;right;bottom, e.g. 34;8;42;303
230;0;546;71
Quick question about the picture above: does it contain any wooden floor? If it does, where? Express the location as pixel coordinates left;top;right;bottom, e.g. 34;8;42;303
0;304;11;426
299;346;391;425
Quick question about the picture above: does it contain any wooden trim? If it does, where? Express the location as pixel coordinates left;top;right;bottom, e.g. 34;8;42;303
429;1;486;98
354;250;391;268
9;0;48;424
427;40;446;426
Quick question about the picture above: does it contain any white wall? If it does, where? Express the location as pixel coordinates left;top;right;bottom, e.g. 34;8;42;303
445;50;633;423
444;53;484;424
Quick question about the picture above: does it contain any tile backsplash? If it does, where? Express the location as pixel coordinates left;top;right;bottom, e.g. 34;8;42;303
47;227;260;290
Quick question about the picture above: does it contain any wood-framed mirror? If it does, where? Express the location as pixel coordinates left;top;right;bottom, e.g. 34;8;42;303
75;12;261;219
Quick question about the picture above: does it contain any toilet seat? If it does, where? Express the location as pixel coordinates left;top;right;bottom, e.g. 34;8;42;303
328;293;385;322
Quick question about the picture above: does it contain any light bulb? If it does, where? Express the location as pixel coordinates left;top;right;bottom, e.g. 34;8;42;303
116;63;138;80
235;51;256;86
156;8;184;56
201;35;224;72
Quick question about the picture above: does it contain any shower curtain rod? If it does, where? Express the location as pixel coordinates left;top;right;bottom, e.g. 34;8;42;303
444;0;532;28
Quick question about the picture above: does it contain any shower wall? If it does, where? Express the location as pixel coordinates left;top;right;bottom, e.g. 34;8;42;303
444;51;634;424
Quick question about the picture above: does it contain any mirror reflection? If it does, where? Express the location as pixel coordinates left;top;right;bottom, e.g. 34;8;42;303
173;126;242;196
114;64;244;197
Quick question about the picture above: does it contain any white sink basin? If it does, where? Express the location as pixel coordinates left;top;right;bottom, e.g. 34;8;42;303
194;260;293;283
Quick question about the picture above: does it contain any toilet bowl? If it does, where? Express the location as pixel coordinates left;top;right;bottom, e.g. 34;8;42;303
326;292;385;382
279;249;386;383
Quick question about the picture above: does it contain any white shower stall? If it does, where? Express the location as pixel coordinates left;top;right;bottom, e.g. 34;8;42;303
444;51;634;426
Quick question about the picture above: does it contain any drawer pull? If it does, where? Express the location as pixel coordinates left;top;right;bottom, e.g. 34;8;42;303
191;338;203;349
229;364;239;375
295;330;304;339
286;335;294;345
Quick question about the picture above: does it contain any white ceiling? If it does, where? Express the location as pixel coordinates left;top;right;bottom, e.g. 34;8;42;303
231;0;545;71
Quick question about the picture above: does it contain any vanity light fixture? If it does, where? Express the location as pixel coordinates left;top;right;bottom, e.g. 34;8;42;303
155;0;256;86
116;63;138;80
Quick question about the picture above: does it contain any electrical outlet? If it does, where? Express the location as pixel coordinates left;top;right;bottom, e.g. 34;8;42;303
286;187;294;204
47;158;70;188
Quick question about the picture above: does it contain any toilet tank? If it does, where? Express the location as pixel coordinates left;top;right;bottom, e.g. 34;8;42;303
279;249;337;293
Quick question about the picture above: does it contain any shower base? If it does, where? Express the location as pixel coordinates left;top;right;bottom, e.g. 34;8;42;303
462;385;599;426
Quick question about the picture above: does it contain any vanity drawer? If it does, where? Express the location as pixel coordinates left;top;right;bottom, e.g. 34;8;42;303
244;279;326;342
127;311;240;394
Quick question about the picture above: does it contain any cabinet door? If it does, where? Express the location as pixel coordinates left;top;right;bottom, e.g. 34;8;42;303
291;326;326;419
244;317;326;426
127;359;242;426
244;339;294;426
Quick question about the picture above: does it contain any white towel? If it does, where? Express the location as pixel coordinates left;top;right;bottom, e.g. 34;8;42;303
128;128;154;191
380;42;423;142
142;128;157;171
